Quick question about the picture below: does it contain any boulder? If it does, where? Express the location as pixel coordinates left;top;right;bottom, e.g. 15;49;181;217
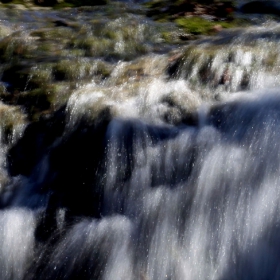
240;1;280;16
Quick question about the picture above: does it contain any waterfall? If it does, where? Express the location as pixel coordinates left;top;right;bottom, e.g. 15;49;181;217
0;2;280;280
99;94;280;279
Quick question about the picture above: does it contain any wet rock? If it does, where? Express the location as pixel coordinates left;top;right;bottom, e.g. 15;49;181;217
34;0;58;6
240;1;280;16
146;0;235;24
0;35;33;61
0;102;26;145
6;3;27;9
34;0;109;7
53;20;70;27
181;111;199;126
7;106;112;227
219;68;231;86
212;24;223;33
7;105;67;177
2;65;31;92
214;2;235;18
167;52;183;78
240;71;250;90
53;59;93;81
0;25;11;39
178;33;195;40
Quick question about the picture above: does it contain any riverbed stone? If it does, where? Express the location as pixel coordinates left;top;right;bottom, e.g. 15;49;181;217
240;1;280;16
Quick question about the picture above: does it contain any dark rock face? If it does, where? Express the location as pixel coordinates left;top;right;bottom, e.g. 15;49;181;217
240;1;280;16
7;106;67;177
34;0;108;7
7;107;112;240
2;65;31;92
34;0;57;6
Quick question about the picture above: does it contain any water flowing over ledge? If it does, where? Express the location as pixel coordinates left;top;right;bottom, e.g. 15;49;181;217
0;3;280;280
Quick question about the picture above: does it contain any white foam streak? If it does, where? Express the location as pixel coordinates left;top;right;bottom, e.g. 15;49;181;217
100;96;280;279
66;75;200;126
42;216;133;280
0;209;35;280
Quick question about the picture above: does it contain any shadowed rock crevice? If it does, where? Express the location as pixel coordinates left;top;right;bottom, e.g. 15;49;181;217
240;1;280;16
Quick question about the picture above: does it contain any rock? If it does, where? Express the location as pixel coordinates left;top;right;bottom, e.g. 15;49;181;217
167;55;182;78
212;24;223;33
240;1;280;16
219;68;231;86
53;20;69;27
6;3;27;9
0;25;12;39
2;65;30;92
34;0;57;6
214;2;235;18
178;33;195;40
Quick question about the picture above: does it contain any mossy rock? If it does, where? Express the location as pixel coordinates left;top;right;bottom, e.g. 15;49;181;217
0;35;35;62
0;103;26;144
144;0;245;38
145;0;235;18
64;0;109;7
73;37;113;57
2;64;31;91
1;63;53;92
28;65;53;87
48;82;73;107
176;17;210;35
93;61;112;80
31;28;74;42
168;40;280;96
53;59;94;81
175;16;242;35
17;89;52;113
0;25;12;39
33;0;109;7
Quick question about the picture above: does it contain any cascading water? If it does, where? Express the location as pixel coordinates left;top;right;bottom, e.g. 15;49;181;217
0;2;280;280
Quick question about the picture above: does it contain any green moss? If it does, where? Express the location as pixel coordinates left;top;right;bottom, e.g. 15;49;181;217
94;61;112;79
161;31;174;43
175;16;246;35
28;65;53;88
175;17;213;35
219;19;249;28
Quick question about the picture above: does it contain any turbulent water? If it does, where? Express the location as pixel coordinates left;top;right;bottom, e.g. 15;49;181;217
0;2;280;280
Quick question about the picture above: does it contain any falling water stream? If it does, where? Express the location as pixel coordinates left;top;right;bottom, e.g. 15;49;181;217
0;2;280;279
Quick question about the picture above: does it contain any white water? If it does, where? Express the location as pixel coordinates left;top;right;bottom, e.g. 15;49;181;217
1;9;280;280
99;93;280;279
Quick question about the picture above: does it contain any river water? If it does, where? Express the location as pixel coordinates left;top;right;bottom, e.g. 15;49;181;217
0;2;280;280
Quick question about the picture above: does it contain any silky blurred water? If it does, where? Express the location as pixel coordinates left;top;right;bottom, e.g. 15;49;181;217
0;4;280;280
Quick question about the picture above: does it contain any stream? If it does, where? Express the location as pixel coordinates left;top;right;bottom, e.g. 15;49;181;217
0;1;280;279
